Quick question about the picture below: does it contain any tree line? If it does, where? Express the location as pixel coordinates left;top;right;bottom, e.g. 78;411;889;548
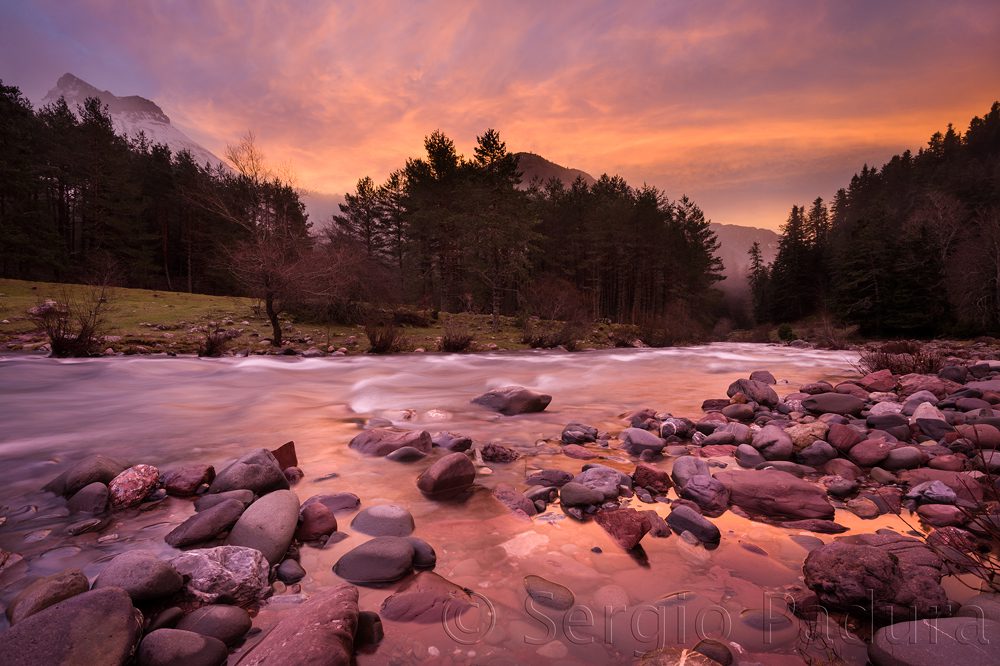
749;101;1000;337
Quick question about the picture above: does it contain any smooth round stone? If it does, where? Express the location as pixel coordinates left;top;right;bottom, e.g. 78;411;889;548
137;628;228;666
333;536;415;585
295;502;338;542
225;489;299;564
276;559;306;584
523;575;574;610
869;617;1000;665
176;605;251;646
165;499;245;547
350;504;414;537
385;446;428;462
93;550;183;602
67;482;109;514
5;568;89;625
407;537;436;568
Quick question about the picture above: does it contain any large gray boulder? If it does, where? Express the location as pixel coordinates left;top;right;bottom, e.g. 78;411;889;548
93;550;184;603
170;546;270;606
208;448;288;495
471;385;552;415
714;469;834;520
0;588;142;665
869;617;1000;665
241;584;358;665
225;489;299;564
679;475;730;517
573;465;631;501
333;537;416;585
349;428;433;456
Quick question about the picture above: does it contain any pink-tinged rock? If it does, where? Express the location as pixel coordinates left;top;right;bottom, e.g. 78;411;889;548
416;452;476;498
562;444;596;460
833;383;869;400
594;508;650;550
899;468;985;503
271;441;298;470
715;469;834;520
698;444;738;457
161;465;215;496
849;439;893;467
295;502;338;542
898;374;962;399
108;464;159;509
632;463;673;494
929;454;967;471
917;504;967;528
491;483;537;517
956;424;1000;449
860;369;897;392
827;423;864;453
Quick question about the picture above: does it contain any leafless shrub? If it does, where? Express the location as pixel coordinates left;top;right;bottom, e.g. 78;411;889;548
853;342;942;375
27;284;113;357
522;320;585;350
439;324;475;352
608;324;641;348
198;328;242;357
364;322;406;354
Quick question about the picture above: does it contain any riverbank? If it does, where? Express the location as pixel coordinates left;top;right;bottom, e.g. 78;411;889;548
0;346;999;663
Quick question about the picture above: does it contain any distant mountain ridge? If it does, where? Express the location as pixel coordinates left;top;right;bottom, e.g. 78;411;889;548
42;73;224;170
515;152;597;188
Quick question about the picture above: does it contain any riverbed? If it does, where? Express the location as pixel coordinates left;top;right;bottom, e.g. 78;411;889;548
0;343;905;664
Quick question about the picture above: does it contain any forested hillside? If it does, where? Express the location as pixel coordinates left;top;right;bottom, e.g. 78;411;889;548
750;102;1000;336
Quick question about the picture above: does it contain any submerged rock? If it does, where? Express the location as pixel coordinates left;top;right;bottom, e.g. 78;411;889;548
296;501;339;541
869;617;1000;666
380;571;474;622
44;455;127;497
471;385;552;415
161;465;215;496
349;428;432;456
524;574;574;610
666;505;720;546
416;452;476;498
67;482;109;514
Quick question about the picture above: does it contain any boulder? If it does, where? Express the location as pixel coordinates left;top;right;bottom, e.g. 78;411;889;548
562;423;598;444
225;489;299;564
480;441;520;462
431;431;473;452
523;574;574;611
175;604;251;646
161;465;215;496
869;617;1000;666
883;446;926;471
750;425;794;461
849;439;894;467
93;550;183;602
379;571;475;622
333;536;416;585
170;546;270;606
67;482;109;514
471;385;552;415
43;455;126;497
802;393;865;416
726;378;779;407
594;508;650;549
750;370;777;385
492;484;537;517
715;469;834;520
270;440;297;469
860;369;897;392
195;489;253;512
4;568;89;625
620;427;666;456
899;374;962;399
827;423;864;453
166;499;245;547
632;463;673;494
899;468;985;503
670;455;711;488
296;501;338;541
240;584;358;666
917;504;966;527
666;505;720;545
558;481;604;507
0;588;141;665
573;464;630;501
736;444;766;468
350;504;415;536
302;492;361;514
526;469;573;487
785;421;829;449
208;449;288;495
137;629;228;666
348;429;432;457
416;452;476;497
795;440;838;467
679;475;730;516
108;464;160;509
386;446;428;462
562;443;596;459
956;423;1000;449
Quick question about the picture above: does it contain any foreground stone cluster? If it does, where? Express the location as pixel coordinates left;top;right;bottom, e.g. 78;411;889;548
2;366;1000;664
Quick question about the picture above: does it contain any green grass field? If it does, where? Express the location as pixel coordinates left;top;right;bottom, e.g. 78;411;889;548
0;278;537;354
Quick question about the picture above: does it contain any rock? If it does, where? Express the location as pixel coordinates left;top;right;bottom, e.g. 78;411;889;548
847;497;880;519
803;534;949;620
803;392;865;416
526;469;574;487
4;568;89;625
800;381;834;394
559;481;604;507
195;489;253;512
750;370;777;385
209;448;289;495
714;469;834;520
785;422;830;449
956;423;1000;449
637;647;723;665
917;504;966;527
355;610;384;648
407;536;437;568
671;455;711;488
632;463;673;494
860;369;897;392
899;468;984;504
562;443;596;459
796;440;838;467
166;499;245;547
780;519;848;534
350;504;415;536
750;425;794;460
302;492;361;514
736;444;766;468
108;464;159;509
849;438;894;467
620;427;666;455
276;558;306;583
0;588;141;665
175;604;251;646
727;378;779;407
44;455;127;497
137;629;228;666
679;475;730;516
93;550;183;602
666;505;720;545
416;452;476;497
431;431;473;452
824;457;863;480
270;440;298;469
883;446;926;471
241;584;358;666
492;484;537;517
481;441;520;462
471;385;552;415
161;465;215;496
899;373;962;399
379;571;474;622
573;464;630;500
957;593;1000;623
869;617;1000;666
333;536;416;585
939;365;970;383
385;446;428;462
827;423;864;453
822;474;858;497
523;574;574;610
67;482;109;514
929;454;966;471
562;422;598;444
225;489;299;564
721;403;754;421
594;508;650;549
170;546;270;606
349;428;433;456
293;501;338;541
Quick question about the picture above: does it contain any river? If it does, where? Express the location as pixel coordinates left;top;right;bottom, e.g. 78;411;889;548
0;343;902;664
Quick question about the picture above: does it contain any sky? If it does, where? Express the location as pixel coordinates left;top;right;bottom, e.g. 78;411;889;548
1;0;999;230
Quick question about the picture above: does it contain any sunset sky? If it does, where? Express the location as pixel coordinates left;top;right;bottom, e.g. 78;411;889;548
2;0;999;230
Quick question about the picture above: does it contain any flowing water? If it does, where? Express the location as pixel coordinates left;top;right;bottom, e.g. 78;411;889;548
0;343;906;664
